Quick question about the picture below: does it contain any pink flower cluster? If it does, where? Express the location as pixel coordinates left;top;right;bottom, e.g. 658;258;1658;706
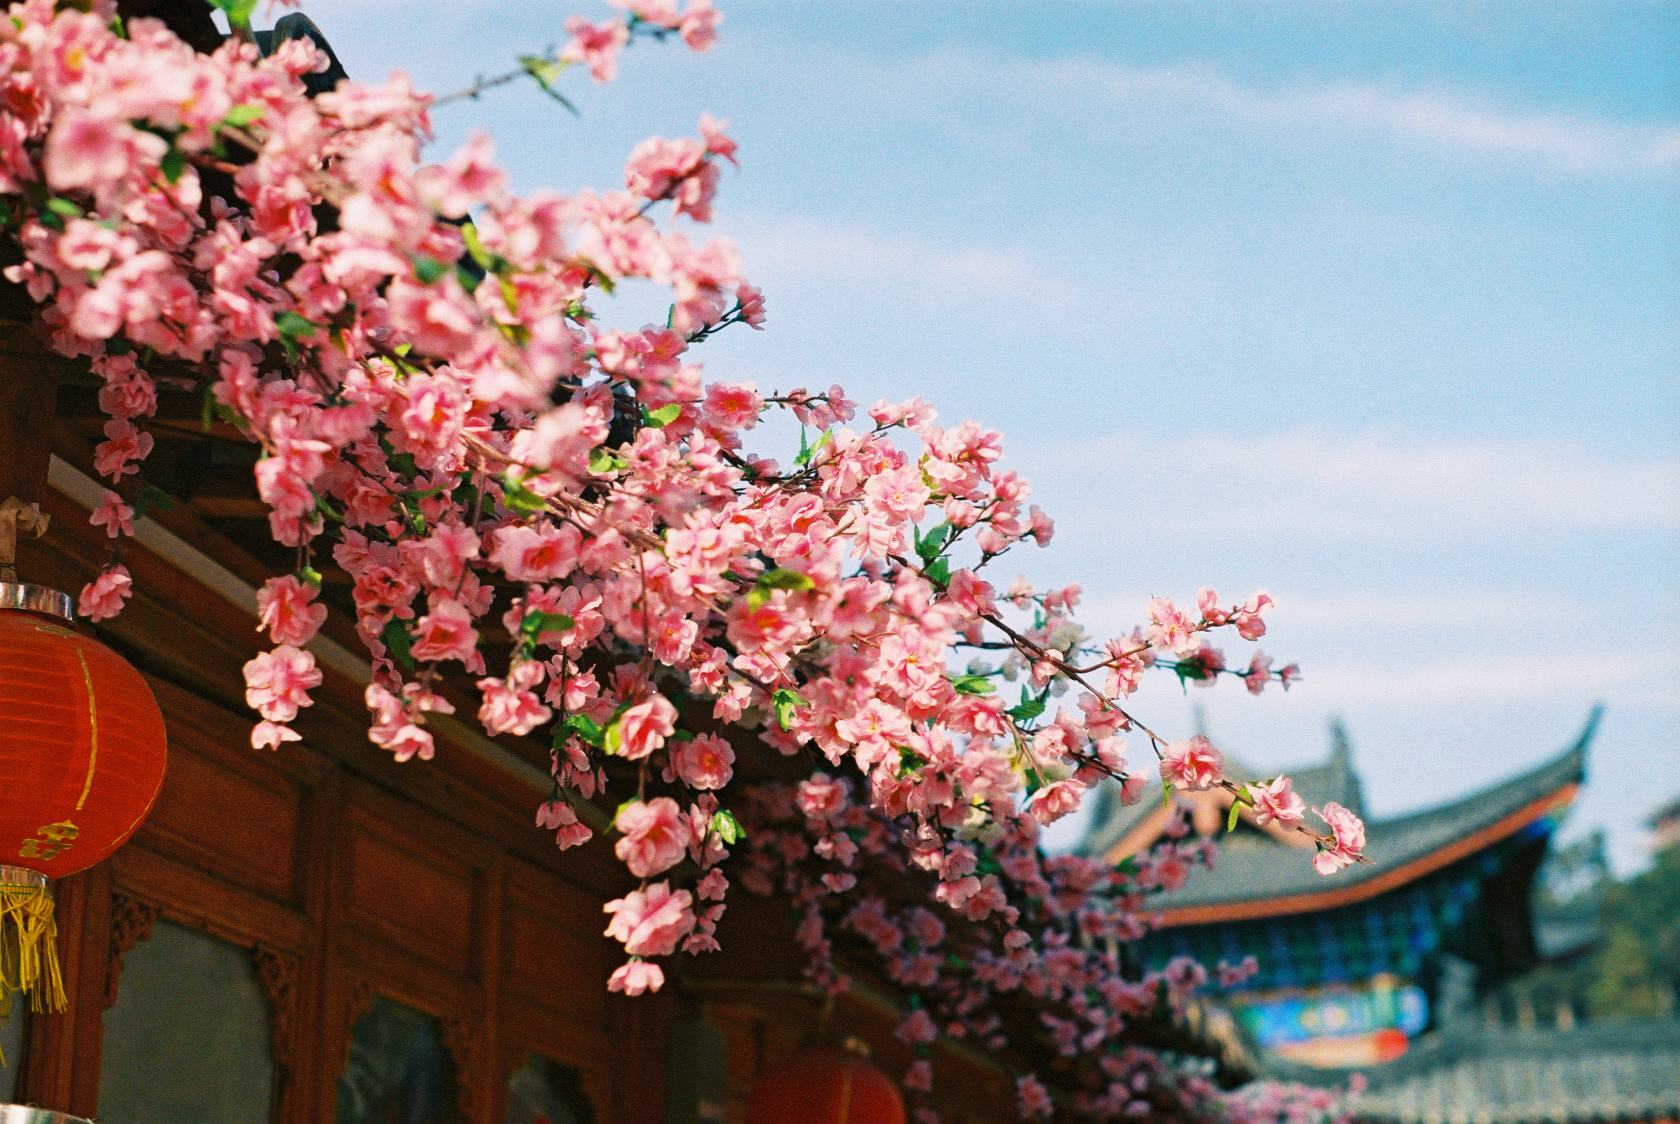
0;4;1365;1118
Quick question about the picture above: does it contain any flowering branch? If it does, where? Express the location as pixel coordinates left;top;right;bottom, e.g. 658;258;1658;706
0;3;1362;1118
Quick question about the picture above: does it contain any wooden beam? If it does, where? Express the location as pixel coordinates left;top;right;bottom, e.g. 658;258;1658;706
0;321;61;507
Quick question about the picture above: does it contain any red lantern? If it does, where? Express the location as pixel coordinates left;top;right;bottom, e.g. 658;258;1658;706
0;582;167;1012
745;1042;906;1124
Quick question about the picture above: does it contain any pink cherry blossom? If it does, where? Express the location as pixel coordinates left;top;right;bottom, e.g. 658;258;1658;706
1160;735;1223;791
1017;1075;1053;1120
476;677;550;736
607;958;665;995
409;599;479;664
603;881;694;957
489;524;581;582
1312;802;1368;873
1247;776;1305;828
1029;779;1085;825
617;693;676;759
703;381;761;430
89;490;134;539
92;419;153;481
679;0;721;51
43;111;135;193
242;645;321;725
561;17;629;83
251;720;301;751
669;732;734;789
256;575;327;647
77;564;132;622
614;797;686;875
0;12;1364;1108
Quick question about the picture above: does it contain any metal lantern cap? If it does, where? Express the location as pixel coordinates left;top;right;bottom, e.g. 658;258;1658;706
0;583;72;623
0;1108;96;1124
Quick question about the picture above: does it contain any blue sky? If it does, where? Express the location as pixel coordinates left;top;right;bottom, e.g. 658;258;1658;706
297;1;1679;871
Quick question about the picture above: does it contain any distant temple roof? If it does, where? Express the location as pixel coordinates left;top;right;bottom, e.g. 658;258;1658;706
1081;709;1598;928
1322;1018;1680;1124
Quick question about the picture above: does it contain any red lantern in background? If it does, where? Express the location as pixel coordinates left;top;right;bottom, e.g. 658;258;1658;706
745;1042;906;1124
0;582;167;1012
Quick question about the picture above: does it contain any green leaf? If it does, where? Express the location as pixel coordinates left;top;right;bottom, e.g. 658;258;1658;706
298;565;324;589
588;447;625;475
220;103;265;129
45;197;82;219
132;484;176;518
519;610;576;639
794;427;832;468
710;809;744;845
275;311;318;347
948;673;996;696
460;222;507;275
518;54;580;114
602;718;623;756
923;557;951;586
1007;695;1047;723
1227;798;1242;834
772;687;805;731
915;522;950;563
1161;779;1173;811
210;0;259;28
380;619;415;671
642;402;682;428
159;146;186;185
312;492;344;524
759;568;815;592
500;472;548;516
561;712;605;749
411;254;450;285
748;568;816;610
897;746;924;778
387;451;419;481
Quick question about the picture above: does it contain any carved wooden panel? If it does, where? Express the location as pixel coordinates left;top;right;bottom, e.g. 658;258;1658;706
343;810;478;976
103;892;160;1008
251;945;302;1072
440;1016;483;1121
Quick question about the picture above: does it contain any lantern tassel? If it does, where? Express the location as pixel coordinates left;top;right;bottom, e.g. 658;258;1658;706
0;867;65;1015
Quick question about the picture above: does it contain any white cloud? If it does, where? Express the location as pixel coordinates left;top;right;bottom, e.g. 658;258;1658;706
1301;653;1678;710
734;214;1056;296
904;50;1680;177
728;213;1201;322
1047;428;1680;540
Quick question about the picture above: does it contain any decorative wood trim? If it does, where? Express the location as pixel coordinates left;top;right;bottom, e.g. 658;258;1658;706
251;945;302;1071
440;1016;483;1122
340;972;376;1068
103;892;160;1008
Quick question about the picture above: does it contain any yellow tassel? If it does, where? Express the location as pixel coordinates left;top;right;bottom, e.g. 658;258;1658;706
0;874;66;1015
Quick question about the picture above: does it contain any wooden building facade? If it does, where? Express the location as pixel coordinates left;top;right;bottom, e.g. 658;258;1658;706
0;326;1022;1122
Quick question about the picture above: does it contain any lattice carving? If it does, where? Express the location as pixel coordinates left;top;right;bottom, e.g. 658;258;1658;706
440;1016;483;1120
250;946;302;1070
339;973;377;1070
103;892;160;1008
